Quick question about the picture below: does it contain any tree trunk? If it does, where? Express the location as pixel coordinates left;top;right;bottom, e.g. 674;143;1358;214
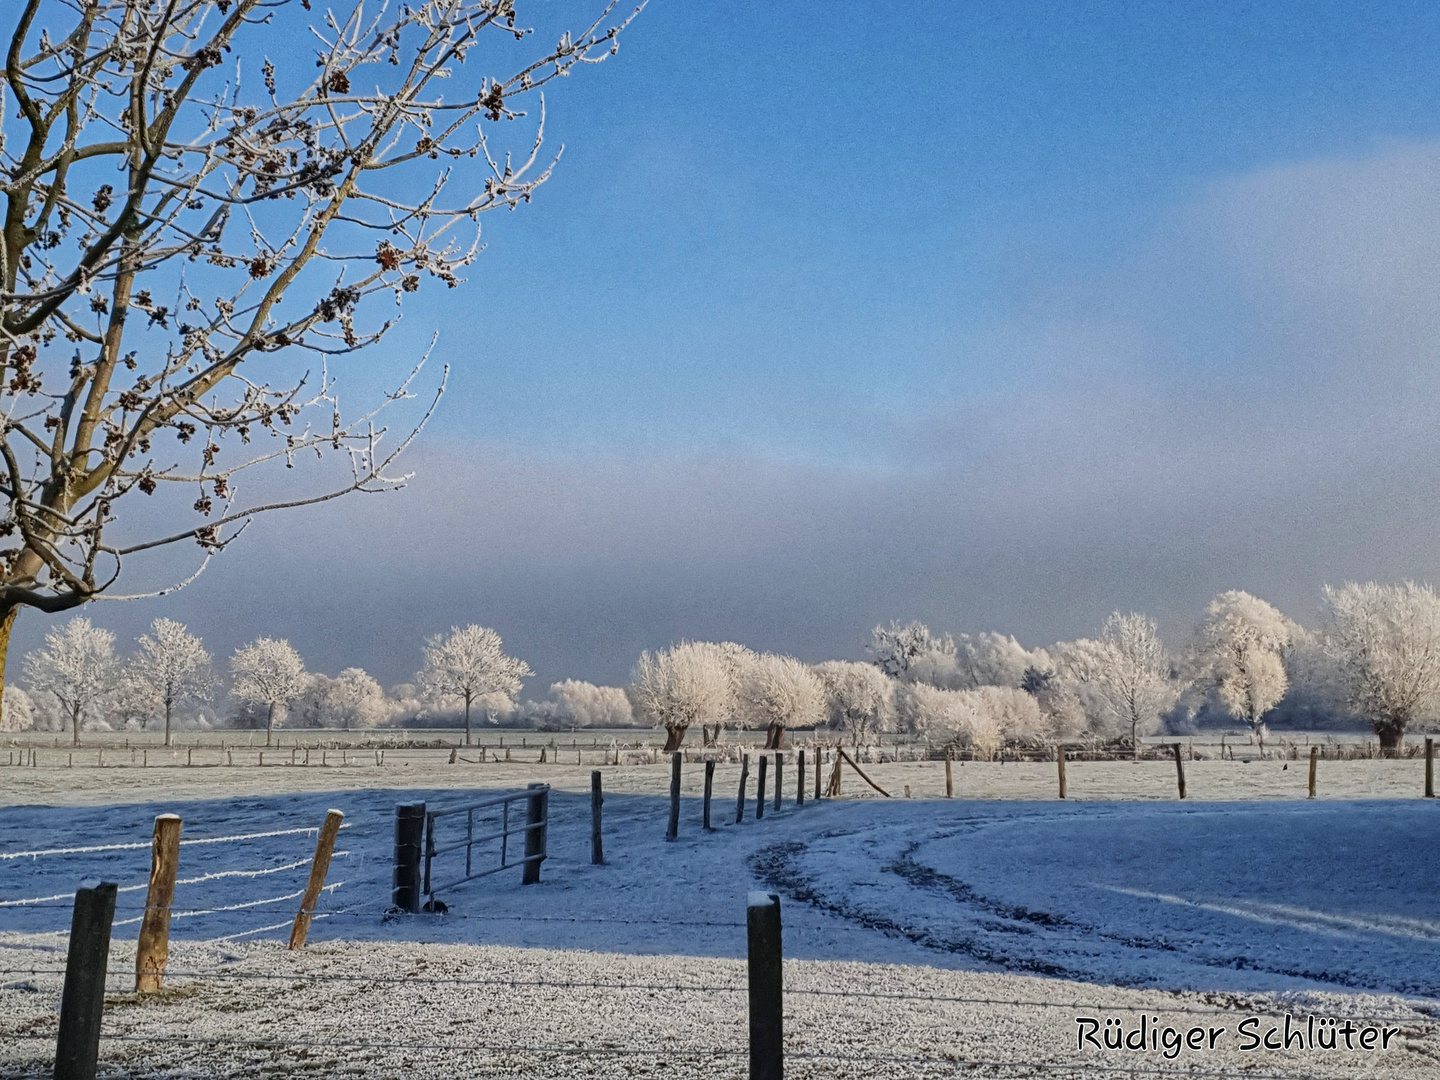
1376;720;1404;758
1131;718;1139;761
662;724;687;752
266;700;277;747
464;694;472;747
0;606;15;730
72;701;82;747
164;694;173;748
763;722;785;750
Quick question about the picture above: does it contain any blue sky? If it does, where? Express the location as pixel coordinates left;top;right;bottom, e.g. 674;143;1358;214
22;0;1440;692
417;0;1440;457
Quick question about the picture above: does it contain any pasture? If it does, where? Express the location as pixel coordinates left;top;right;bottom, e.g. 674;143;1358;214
3;733;1439;1077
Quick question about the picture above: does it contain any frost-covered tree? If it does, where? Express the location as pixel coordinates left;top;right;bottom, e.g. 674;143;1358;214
627;641;734;751
1055;613;1180;757
876;623;1050;691
0;0;641;728
737;653;826;749
0;686;33;732
900;682;1044;756
551;680;634;728
418;625;532;745
814;660;896;746
955;633;1052;690
1322;581;1440;754
125;618;213;745
1279;623;1356;729
297;667;388;729
230;637;307;746
868;621;953;679
23;616;116;745
1198;591;1291;744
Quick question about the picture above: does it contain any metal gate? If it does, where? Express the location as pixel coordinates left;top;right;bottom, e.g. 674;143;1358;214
421;783;549;903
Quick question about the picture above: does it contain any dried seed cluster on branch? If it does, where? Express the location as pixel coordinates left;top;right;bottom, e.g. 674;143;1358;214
0;0;639;627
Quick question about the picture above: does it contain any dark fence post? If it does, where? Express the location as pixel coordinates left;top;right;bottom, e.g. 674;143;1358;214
747;891;783;1080
1056;746;1066;800
591;771;605;863
703;760;715;829
1427;737;1435;799
1173;743;1186;800
392;802;425;913
736;754;750;823
945;748;953;798
1308;745;1318;799
55;880;117;1080
796;750;805;807
756;753;768;820
773;753;783;811
667;752;682;840
523;783;547;885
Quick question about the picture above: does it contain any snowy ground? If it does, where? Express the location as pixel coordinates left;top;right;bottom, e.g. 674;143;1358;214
3;758;1440;1076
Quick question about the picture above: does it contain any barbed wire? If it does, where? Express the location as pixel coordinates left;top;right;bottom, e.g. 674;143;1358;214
0;824;348;862
0;854;345;909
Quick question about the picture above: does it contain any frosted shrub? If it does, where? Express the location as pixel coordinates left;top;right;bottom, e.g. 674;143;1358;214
814;660;896;746
960;707;1003;761
0;686;33;732
903;683;1043;752
551;680;635;727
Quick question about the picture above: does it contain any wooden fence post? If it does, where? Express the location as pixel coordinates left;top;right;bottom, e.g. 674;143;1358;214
773;752;783;811
945;748;953;798
1427;737;1435;799
1308;745;1318;799
736;754;750;824
591;771;605;863
747;892;783;1080
827;749;844;797
135;814;182;992
703;760;716;829
55;880;117;1080
1057;745;1067;800
667;752;682;841
796;750;805;807
1173;743;1186;799
522;783;547;885
392;802;426;913
289;809;344;950
756;753;768;819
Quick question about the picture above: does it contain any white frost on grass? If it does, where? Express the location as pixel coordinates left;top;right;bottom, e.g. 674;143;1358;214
2;760;1440;1076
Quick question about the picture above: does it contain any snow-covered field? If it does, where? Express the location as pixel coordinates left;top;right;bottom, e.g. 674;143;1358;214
3;758;1440;1077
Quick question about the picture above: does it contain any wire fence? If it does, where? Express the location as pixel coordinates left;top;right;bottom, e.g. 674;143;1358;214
5;796;1440;1079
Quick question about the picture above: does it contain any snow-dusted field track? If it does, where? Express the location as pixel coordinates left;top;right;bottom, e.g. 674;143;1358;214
3;760;1440;1077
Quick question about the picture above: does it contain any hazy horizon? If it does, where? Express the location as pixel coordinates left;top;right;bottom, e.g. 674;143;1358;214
11;1;1440;696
